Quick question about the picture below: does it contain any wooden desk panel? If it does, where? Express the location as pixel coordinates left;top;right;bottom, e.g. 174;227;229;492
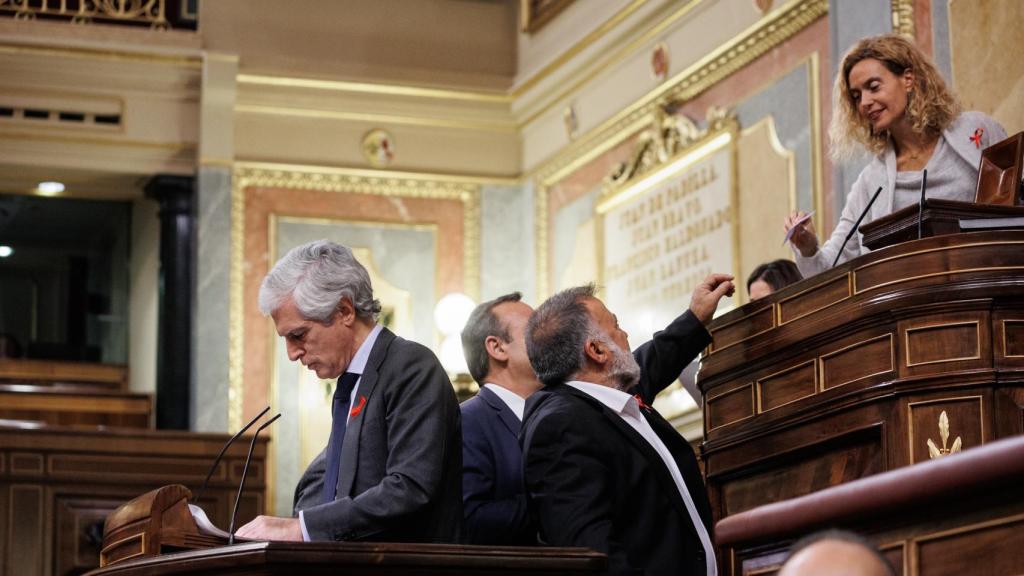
83;542;606;576
0;425;266;576
715;436;1024;575
701;231;1024;532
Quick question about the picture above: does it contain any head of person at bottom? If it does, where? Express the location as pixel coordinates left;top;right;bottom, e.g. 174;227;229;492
831;33;960;160
525;284;643;392
258;239;382;380
779;529;895;576
461;291;541;398
747;259;803;300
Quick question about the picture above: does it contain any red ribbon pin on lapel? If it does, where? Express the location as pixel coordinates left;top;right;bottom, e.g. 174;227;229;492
970;128;984;149
350;395;367;418
633;394;651;411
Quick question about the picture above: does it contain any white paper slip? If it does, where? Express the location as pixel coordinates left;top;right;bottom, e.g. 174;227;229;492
782;211;815;245
188;503;235;540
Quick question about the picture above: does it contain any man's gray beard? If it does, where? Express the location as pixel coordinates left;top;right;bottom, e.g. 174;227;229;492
607;339;641;391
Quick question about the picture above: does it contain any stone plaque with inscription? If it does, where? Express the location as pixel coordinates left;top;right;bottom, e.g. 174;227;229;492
599;122;737;346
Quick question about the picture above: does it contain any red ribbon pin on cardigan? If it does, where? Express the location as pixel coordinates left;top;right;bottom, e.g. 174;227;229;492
970;128;984;149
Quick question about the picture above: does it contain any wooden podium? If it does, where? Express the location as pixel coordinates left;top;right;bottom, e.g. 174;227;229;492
99;485;224;566
0;423;267;576
89;484;605;575
85;541;606;575
699;229;1024;574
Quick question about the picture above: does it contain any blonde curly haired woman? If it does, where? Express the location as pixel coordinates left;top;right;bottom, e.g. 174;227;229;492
785;34;1006;276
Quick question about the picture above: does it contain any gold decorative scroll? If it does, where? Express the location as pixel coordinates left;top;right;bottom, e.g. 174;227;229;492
602;104;731;196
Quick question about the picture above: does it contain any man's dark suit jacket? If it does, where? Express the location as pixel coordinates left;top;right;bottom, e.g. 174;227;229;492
460;385;534;545
292;327;463;543
461;310;709;547
520;311;713;575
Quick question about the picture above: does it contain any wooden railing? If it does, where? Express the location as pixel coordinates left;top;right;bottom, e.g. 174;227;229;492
0;358;127;390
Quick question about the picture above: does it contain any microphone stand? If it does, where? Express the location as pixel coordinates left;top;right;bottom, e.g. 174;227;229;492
192;406;271;505
917;169;928;239
228;413;281;545
832;186;885;268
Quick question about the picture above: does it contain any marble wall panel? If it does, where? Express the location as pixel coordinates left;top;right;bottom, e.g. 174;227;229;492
129;197;159;396
193;166;232;432
481;183;536;302
949;0;1024;134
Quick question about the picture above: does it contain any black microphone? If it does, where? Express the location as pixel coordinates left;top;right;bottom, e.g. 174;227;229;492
832;186;885;268
192;406;271;505
228;412;281;545
917;169;928;239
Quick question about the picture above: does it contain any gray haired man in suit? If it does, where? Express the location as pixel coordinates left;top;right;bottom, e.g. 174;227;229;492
236;240;462;542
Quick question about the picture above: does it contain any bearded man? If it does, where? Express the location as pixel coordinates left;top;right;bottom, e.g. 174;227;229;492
521;276;733;575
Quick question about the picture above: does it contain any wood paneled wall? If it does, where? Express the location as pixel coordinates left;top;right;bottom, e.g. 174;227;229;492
0;426;267;576
700;231;1024;522
716;436;1024;575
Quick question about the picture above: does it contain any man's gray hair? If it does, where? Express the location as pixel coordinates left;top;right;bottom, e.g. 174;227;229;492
258;240;382;322
461;292;523;384
526;284;596;387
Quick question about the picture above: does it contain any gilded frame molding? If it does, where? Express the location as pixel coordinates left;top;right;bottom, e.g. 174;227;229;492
903;320;982;368
755;358;818;414
1001;319;1024;358
236;74;511;104
531;0;828;299
705;381;756;432
818;332;895;392
520;0;575;34
908;512;1024;575
890;0;915;38
229;162;482;429
851;240;1024;295
0;42;201;68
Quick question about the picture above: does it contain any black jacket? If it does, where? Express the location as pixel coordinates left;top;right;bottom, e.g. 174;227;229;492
521;311;713;575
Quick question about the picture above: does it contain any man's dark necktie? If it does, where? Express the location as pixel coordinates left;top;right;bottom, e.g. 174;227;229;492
321;371;361;504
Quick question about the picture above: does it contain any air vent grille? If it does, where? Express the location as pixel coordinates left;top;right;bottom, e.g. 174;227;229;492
0;105;122;128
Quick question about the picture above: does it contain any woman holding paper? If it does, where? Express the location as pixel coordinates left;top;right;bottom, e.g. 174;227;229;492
785;34;1006;276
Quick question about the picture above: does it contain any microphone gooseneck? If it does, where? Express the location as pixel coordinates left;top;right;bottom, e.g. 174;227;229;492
917;169;928;239
228;412;281;545
193;406;271;505
832;186;885;268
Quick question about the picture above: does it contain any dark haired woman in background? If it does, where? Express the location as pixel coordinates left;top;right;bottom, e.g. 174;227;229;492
747;259;802;300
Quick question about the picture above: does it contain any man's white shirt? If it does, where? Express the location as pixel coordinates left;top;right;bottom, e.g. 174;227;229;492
483;383;525;421
299;324;383;541
565;380;717;576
